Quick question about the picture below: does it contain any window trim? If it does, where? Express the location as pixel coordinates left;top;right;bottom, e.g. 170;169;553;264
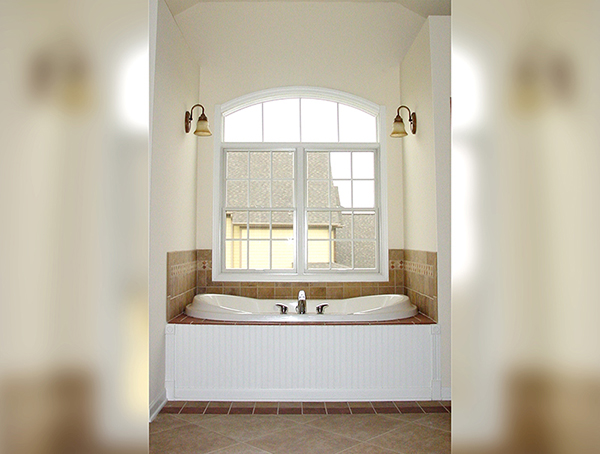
212;87;388;282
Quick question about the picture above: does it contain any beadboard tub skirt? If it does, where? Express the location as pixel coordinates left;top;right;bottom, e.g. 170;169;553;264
165;323;442;401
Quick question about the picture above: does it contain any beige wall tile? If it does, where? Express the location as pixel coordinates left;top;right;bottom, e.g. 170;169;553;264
222;286;239;295
275;287;293;298
257;286;275;299
427;251;437;266
426;276;437;298
197;249;211;260
326;287;343;299
309;286;326;299
167;298;180;321
360;283;378;296
167;248;438;321
291;284;306;297
343;286;361;299
389;249;403;260
240;287;258;298
394;270;404;287
378;285;394;294
197;270;207;287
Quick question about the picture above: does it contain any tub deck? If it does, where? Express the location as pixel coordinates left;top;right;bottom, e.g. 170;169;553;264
169;312;434;325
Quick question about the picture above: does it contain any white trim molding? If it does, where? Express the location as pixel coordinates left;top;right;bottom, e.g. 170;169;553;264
149;388;167;422
221;86;381;117
212;87;388;283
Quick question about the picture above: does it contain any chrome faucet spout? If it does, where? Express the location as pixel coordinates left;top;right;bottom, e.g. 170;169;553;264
297;290;306;314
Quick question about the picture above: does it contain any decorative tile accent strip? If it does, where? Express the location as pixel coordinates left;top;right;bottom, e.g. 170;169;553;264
197;260;212;270
170;262;197;277
403;261;435;278
389;260;403;270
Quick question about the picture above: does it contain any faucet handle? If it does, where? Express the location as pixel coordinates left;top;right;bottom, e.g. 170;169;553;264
275;303;288;314
316;303;329;314
298;290;306;300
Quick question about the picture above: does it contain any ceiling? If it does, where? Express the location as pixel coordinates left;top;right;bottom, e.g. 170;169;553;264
165;0;450;18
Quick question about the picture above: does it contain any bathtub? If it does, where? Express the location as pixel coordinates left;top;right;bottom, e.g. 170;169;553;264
185;293;418;322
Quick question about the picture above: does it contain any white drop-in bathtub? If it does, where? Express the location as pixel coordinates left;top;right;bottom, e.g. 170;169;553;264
185;293;418;322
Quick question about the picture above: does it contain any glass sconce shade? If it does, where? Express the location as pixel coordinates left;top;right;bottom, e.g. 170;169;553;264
390;115;408;137
194;114;212;136
390;105;416;137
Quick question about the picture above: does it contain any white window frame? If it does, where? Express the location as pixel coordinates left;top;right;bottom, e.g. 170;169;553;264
212;87;388;282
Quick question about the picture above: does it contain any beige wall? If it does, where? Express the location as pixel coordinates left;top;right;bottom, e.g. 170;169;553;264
401;17;451;395
171;2;426;250
149;0;199;412
400;20;438;252
429;16;451;398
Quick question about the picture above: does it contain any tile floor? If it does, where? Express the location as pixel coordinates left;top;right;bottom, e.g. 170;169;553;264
151;401;451;453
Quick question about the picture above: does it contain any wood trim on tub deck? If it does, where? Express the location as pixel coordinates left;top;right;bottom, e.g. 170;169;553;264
168;312;435;325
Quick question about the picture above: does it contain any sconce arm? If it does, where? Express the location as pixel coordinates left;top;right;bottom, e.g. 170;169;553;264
185;104;208;133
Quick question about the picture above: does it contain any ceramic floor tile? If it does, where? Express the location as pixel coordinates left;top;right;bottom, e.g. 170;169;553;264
253;407;278;415
174;413;222;424
278;407;302;415
229;407;254;414
367;423;451;454
326;407;351;414
149;423;237;454
191;415;299;442
160;406;182;414
208;442;272;454
305;415;409;442
337;443;399;454
149;414;189;434
164;400;187;408
350;407;376;414
278;414;327;425
410;413;451;432
247;426;360;454
421;406;449;414
380;413;429;423
180;405;207;414
302;407;326;415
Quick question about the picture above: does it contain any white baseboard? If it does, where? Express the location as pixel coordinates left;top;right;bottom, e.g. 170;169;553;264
149;388;167;422
431;379;442;400
172;387;433;402
442;387;451;400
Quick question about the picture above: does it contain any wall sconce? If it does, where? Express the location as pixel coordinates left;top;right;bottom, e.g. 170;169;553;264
184;104;212;136
390;105;417;137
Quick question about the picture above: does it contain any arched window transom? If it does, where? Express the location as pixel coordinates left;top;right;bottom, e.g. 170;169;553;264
213;87;388;282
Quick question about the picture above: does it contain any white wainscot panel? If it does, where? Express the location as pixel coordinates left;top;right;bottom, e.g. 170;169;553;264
166;324;437;401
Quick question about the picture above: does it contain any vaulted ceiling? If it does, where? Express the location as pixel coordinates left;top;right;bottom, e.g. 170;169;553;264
165;0;450;18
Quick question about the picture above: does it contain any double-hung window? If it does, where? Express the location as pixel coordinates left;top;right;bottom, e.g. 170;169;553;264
213;87;388;281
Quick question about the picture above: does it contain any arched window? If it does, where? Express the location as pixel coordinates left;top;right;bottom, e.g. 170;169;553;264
212;87;388;281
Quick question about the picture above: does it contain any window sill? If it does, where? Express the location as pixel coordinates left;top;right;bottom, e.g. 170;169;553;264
212;270;389;283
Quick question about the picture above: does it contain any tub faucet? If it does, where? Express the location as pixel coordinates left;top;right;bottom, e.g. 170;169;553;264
297;290;306;314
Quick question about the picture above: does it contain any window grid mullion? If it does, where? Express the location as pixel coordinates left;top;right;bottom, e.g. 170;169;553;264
269;211;273;270
296;146;305;276
336;103;340;143
223;144;380;276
